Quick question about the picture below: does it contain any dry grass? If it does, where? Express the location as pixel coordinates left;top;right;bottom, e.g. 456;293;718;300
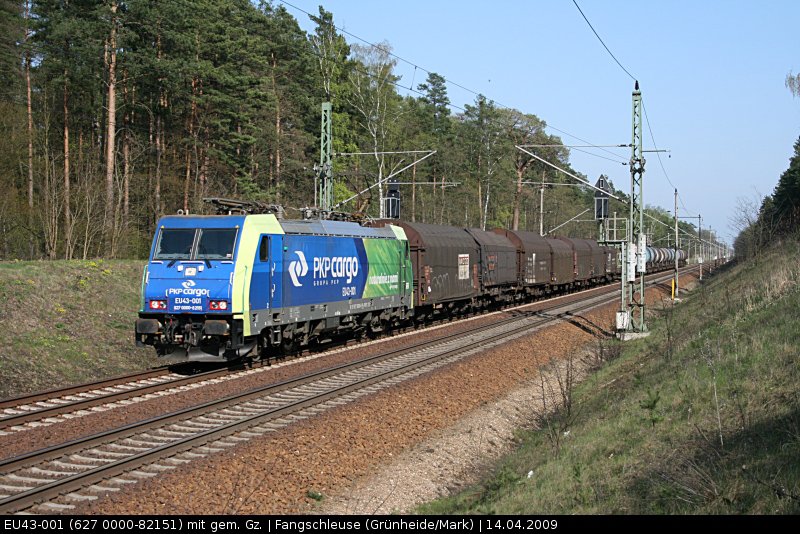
421;244;800;514
0;260;156;398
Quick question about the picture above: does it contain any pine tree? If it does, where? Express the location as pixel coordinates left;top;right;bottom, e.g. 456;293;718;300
0;0;21;102
771;137;800;232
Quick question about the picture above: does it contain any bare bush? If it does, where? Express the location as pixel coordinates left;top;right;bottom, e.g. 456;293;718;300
534;352;581;457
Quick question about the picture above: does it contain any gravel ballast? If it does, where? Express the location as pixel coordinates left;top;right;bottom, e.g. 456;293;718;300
70;274;697;515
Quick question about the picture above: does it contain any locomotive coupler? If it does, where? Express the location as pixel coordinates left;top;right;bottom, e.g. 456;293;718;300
185;322;202;346
164;318;179;343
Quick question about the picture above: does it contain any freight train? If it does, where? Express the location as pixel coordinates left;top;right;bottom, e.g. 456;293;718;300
135;206;686;363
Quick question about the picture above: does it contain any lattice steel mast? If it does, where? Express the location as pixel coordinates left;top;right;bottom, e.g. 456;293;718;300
318;102;333;211
627;81;647;332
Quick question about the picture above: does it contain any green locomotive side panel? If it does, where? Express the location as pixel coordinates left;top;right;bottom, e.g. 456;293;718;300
362;237;412;301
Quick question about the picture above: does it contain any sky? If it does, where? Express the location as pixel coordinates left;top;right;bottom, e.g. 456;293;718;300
278;0;800;247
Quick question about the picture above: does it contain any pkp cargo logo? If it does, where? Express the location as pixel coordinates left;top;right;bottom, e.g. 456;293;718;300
288;251;309;287
167;278;209;297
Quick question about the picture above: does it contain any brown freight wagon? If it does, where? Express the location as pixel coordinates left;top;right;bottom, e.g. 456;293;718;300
601;245;621;278
556;237;605;282
546;237;576;285
370;221;480;316
465;228;518;300
492;228;552;294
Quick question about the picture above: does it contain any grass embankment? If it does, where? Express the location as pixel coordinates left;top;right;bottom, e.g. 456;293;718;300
0;260;156;398
421;244;800;514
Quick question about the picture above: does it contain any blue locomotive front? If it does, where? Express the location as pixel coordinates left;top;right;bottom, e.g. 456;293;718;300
135;214;260;361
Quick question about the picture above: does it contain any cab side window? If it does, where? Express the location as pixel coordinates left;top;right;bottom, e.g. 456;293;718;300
259;236;269;262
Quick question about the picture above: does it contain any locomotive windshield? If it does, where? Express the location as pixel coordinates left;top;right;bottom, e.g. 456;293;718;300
154;228;195;260
196;228;237;260
153;227;238;260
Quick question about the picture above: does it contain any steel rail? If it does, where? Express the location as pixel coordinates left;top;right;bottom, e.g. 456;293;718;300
0;268;693;513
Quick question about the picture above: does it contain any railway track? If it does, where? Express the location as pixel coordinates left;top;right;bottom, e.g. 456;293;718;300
0;324;508;434
0;266;695;435
0;324;477;433
0;367;237;434
0;268;691;514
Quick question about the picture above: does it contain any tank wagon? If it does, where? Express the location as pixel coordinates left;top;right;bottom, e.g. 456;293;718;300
137;209;686;363
645;246;686;272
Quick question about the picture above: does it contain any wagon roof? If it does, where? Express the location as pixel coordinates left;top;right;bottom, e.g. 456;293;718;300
492;228;552;253
280;219;397;239
465;228;516;251
370;220;476;249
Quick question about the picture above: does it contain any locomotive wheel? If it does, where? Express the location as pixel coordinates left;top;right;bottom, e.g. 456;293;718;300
280;338;299;355
366;316;384;339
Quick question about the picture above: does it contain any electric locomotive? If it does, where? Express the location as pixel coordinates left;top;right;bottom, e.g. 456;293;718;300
135;201;413;362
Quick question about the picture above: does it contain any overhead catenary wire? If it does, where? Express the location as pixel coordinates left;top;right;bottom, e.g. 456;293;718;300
516;146;622;200
677;191;694;217
571;0;702;232
571;147;628;165
573;0;680;194
571;0;637;82
642;101;680;192
298;30;592;166
641;100;696;217
286;0;701;229
520;144;629;166
644;211;721;247
278;0;622;164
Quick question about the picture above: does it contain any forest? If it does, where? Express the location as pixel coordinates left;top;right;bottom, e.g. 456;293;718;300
0;0;696;260
730;75;800;258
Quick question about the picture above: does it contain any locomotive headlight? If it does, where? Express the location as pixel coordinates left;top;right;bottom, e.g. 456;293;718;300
149;299;167;310
209;300;228;311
